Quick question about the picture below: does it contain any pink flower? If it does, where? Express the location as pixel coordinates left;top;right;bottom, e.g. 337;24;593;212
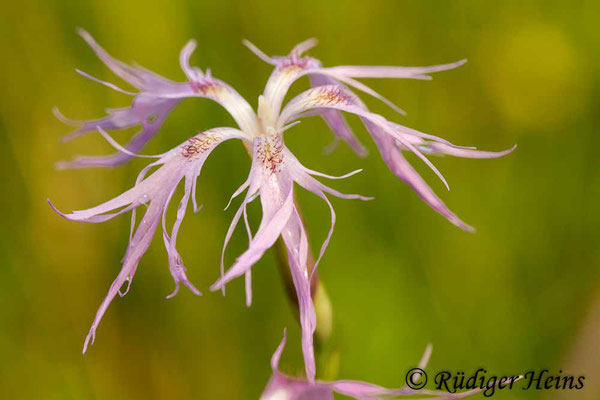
261;330;496;400
52;32;514;377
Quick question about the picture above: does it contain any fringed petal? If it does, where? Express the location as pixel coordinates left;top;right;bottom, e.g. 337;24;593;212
309;74;367;156
77;28;174;92
220;189;253;295
369;123;475;231
57;31;257;170
162;178;202;299
211;186;294;291
424;143;518;158
242;39;276;65
56;96;180;168
279;86;482;229
51;128;243;352
82;200;163;353
281;211;316;383
322;59;467;80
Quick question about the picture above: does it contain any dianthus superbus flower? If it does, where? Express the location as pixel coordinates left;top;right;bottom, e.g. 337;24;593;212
51;30;514;379
261;330;499;400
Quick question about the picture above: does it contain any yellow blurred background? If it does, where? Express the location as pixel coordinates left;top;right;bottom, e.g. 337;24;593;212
0;0;599;398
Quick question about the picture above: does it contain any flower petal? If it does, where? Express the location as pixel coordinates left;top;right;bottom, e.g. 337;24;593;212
369;123;475;232
77;28;174;92
242;39;276;65
309;74;367;156
52;128;242;352
323;59;467;80
281;210;316;383
58;31;257;169
280;85;478;230
211;186;295;290
425;143;518;159
82;200;163;354
56;96;180;168
162;178;202;299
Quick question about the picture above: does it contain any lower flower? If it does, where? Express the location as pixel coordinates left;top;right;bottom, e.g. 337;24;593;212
262;329;505;400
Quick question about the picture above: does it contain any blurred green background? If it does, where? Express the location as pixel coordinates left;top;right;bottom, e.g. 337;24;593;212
1;0;599;399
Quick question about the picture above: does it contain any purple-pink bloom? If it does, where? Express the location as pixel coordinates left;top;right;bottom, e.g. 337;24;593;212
261;330;502;400
52;32;514;375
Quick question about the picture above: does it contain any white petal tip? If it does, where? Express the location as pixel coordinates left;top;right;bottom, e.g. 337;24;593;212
82;331;95;354
55;161;71;170
53;108;81;132
166;289;178;299
185;282;202;297
77;28;94;43
463;224;476;233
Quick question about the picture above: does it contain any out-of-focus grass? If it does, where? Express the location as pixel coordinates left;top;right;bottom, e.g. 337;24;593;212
0;0;599;399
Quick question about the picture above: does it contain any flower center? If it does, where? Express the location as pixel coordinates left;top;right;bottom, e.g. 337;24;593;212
256;130;284;174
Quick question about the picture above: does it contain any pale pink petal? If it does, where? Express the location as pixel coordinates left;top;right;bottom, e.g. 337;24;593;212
280;86;451;189
323;59;467;80
162;178;202;299
310;70;407;115
242;39;276;65
220;191;252;295
51;128;242;352
281;211;316;382
270;329;287;371
77;28;174;92
75;69;136;95
58;31;257;170
56;97;180;168
179;40;204;82
369;123;474;232
82;200;163;353
425;143;518;158
290;38;318;59
211;187;295;290
309;74;367;156
245;270;252;307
